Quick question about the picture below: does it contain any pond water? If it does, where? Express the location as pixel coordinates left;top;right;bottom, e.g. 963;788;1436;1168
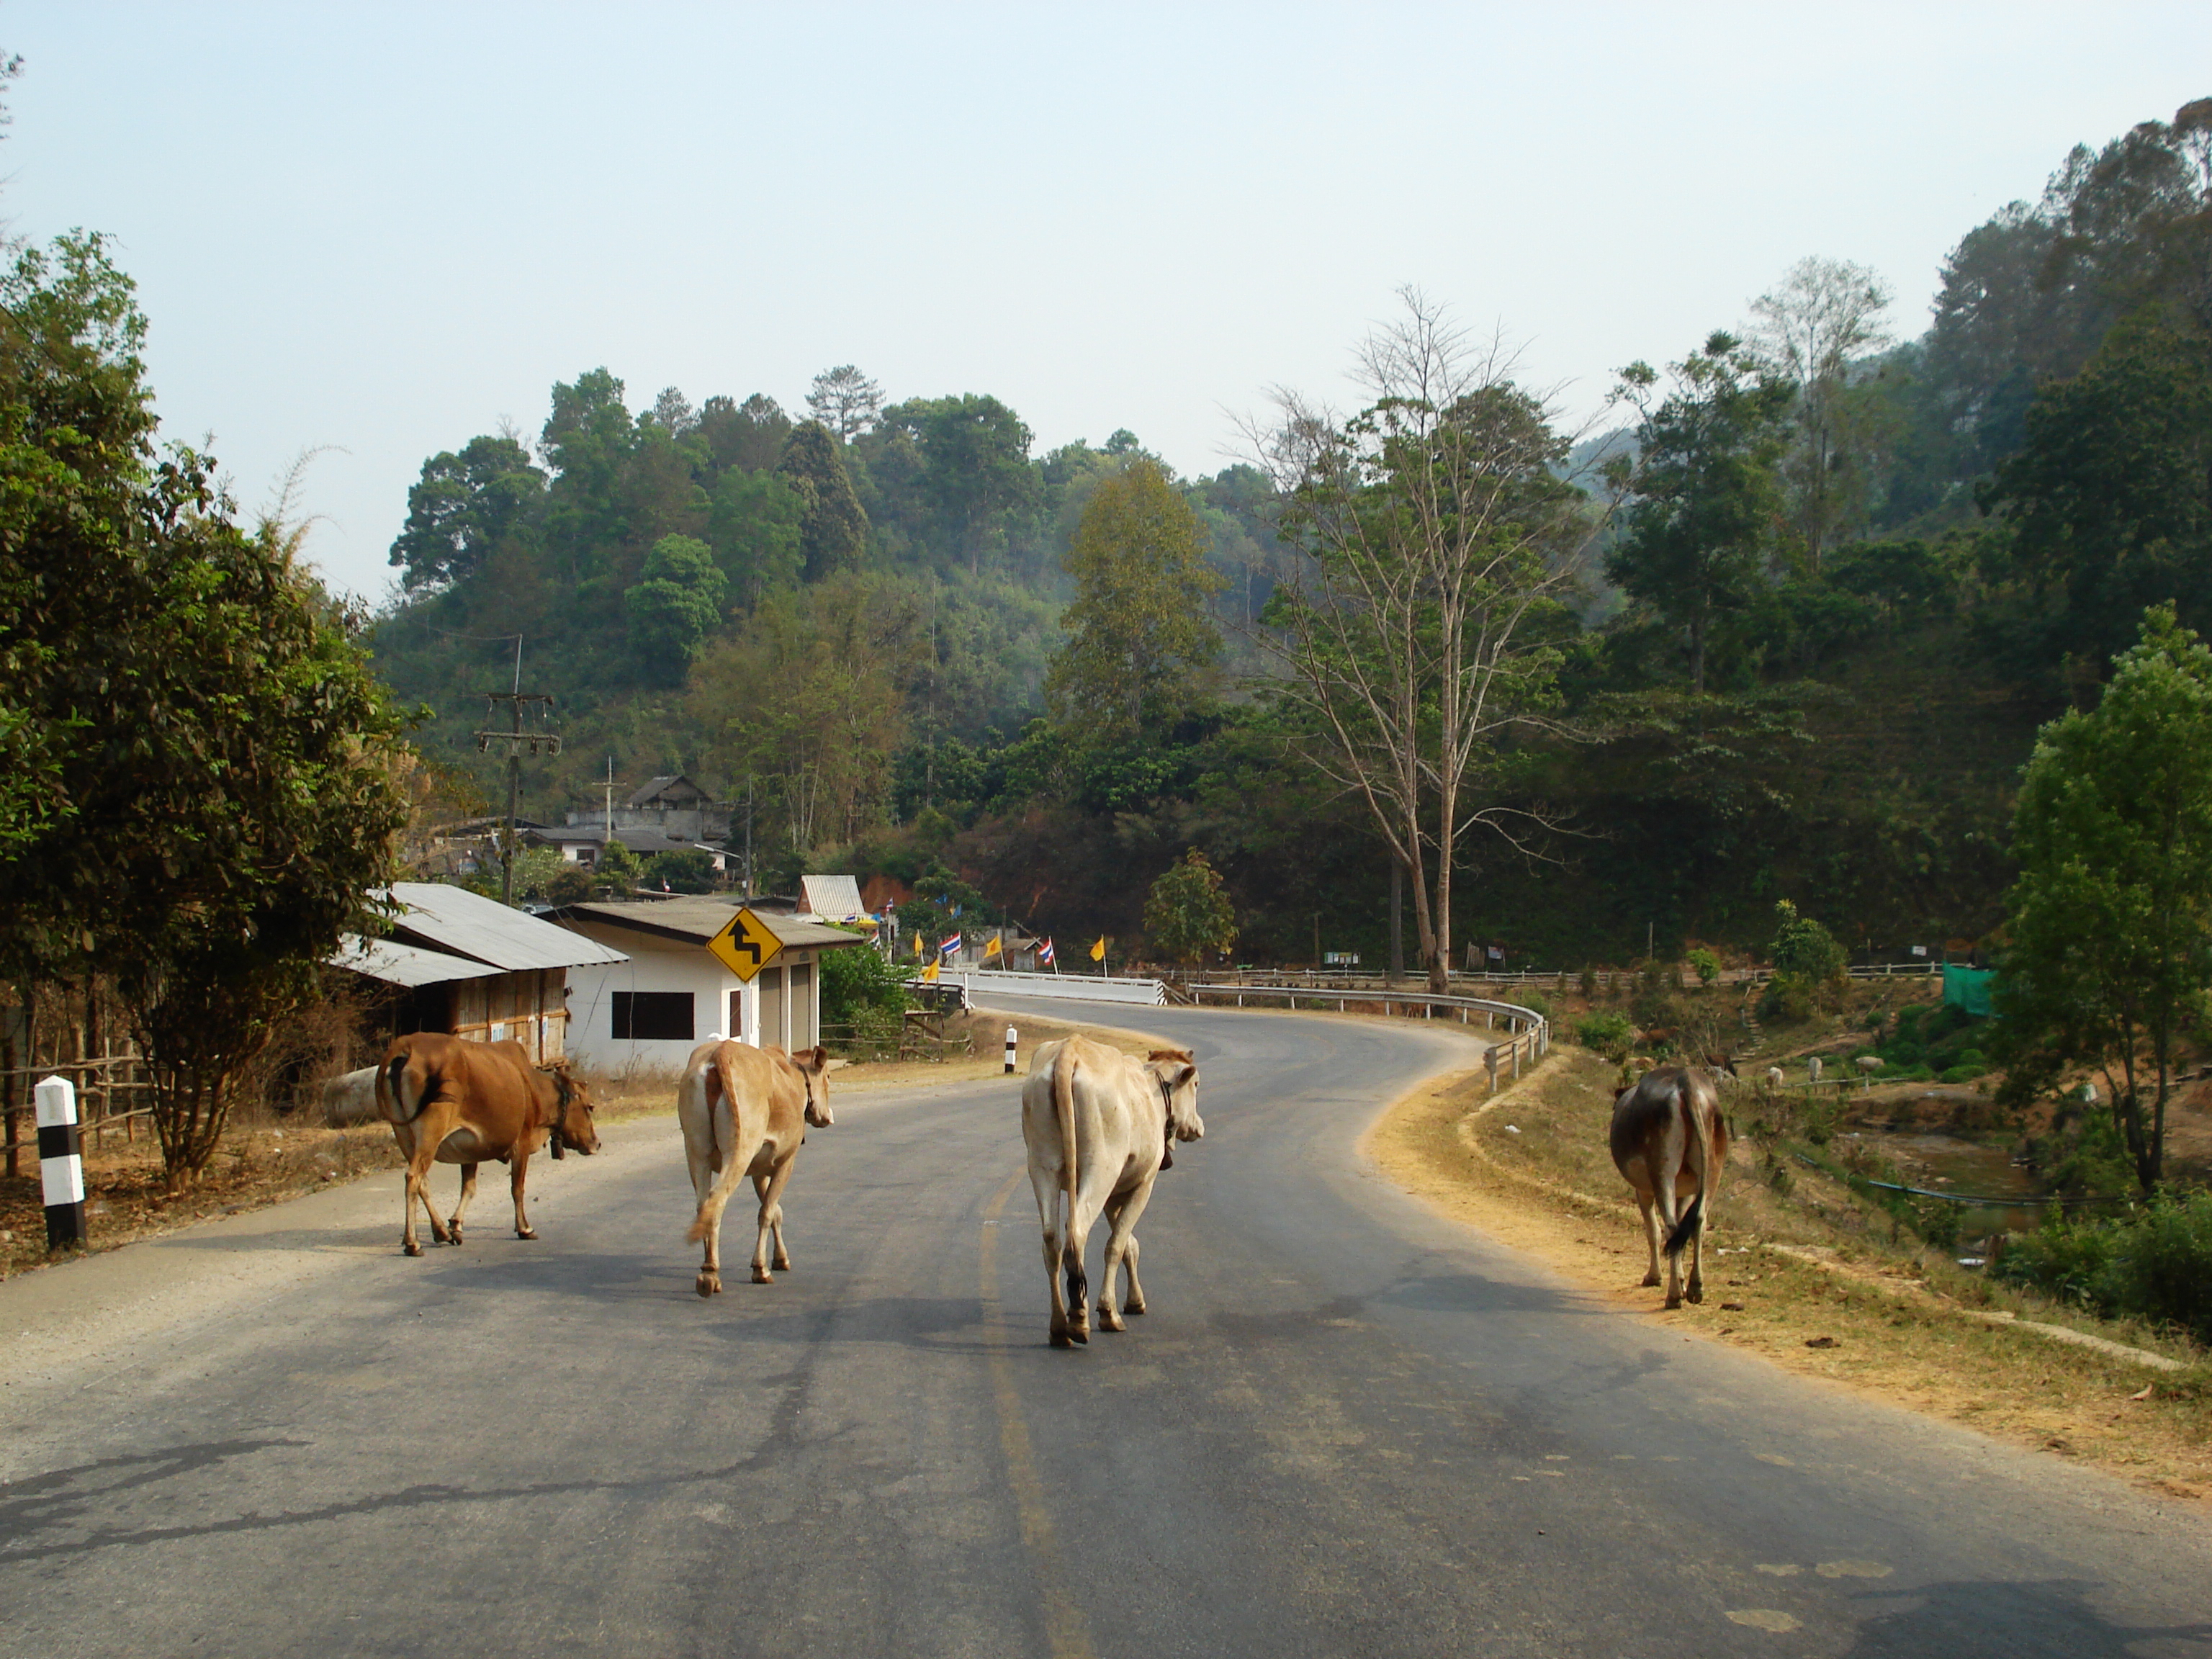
1843;1108;2046;1237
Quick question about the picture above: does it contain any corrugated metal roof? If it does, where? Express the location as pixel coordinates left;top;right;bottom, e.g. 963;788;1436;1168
800;873;868;920
547;897;871;952
330;933;505;988
385;881;630;971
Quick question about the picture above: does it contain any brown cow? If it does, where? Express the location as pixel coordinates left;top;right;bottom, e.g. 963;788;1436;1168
376;1034;600;1256
1608;1063;1730;1308
679;1040;832;1297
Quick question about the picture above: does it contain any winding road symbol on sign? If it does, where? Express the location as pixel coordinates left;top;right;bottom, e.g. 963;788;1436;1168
709;907;783;983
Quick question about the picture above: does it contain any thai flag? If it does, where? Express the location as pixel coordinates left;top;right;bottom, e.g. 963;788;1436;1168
938;932;962;961
1037;938;1055;966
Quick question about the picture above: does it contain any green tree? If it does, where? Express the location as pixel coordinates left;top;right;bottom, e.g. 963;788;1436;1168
708;468;806;606
1768;899;1845;981
879;393;1040;575
1044;458;1225;739
806;364;884;441
1606;332;1793;693
1144;847;1238;966
0;234;414;1187
775;419;869;579
387;433;547;593
625;533;727;683
1981;317;2212;675
1997;605;2212;1192
594;837;642;896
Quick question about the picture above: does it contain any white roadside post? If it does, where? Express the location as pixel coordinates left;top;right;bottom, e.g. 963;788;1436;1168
1004;1025;1018;1075
35;1074;86;1251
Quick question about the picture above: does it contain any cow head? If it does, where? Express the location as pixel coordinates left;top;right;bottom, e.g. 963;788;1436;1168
791;1045;833;1128
542;1061;601;1158
1148;1048;1205;1144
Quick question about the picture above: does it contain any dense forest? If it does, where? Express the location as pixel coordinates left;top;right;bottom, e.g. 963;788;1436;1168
369;99;2212;969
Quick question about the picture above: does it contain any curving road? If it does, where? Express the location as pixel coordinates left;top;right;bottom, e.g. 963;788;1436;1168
2;1000;2208;1657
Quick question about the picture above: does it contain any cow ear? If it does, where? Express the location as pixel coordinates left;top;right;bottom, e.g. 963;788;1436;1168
1174;1064;1197;1089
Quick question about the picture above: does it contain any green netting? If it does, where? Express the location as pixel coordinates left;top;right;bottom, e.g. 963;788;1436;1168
1943;964;1996;1018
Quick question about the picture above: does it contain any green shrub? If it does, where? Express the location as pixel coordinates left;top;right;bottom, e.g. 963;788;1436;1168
1759;973;1815;1023
821;938;912;1033
1997;1192;2212;1344
1770;899;1846;983
1575;1011;1635;1061
639;850;719;894
1516;990;1552;1020
1938;1063;1984;1085
1686;947;1720;986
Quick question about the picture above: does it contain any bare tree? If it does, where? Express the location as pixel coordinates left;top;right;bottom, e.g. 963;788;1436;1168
1247;291;1599;992
1745;256;1892;569
806;364;884;441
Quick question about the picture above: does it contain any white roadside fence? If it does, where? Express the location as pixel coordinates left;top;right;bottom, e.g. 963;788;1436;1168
938;969;1169;1006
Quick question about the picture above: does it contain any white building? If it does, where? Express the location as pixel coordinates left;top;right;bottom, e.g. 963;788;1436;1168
547;897;874;1075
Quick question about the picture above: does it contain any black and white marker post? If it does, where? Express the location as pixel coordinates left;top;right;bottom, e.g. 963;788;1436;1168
35;1074;86;1251
1004;1025;1018;1075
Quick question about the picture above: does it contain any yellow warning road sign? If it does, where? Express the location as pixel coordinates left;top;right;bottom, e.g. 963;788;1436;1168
709;907;783;982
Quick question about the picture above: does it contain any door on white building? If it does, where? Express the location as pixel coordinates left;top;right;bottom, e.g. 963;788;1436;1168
758;966;785;1049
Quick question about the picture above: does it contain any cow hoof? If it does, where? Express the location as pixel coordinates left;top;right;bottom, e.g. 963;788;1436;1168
404;1241;423;1257
1125;1299;1147;1316
773;1254;792;1272
1100;1310;1125;1333
1069;1324;1089;1344
516;1227;538;1241
1642;1272;1663;1287
1051;1328;1074;1349
752;1268;773;1285
1664;1295;1683;1310
696;1273;720;1298
1685;1285;1704;1305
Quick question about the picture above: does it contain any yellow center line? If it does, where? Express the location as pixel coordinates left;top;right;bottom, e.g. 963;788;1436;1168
981;1164;1096;1659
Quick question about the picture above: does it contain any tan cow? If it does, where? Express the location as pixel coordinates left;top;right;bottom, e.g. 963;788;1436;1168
1608;1063;1730;1308
680;1040;832;1297
1022;1035;1204;1349
377;1033;600;1256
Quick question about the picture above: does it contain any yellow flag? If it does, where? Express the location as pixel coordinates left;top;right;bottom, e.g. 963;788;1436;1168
913;930;924;958
984;934;1003;959
1090;935;1107;962
922;958;940;982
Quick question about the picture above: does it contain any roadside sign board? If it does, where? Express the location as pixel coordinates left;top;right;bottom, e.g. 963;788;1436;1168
709;907;784;983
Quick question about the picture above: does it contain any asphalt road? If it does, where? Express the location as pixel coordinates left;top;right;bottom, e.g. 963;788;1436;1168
3;999;2208;1658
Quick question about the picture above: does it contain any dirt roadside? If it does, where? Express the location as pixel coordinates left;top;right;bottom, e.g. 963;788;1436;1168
1364;1046;2212;1503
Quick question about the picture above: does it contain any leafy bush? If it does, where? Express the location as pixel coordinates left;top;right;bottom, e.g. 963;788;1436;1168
1686;947;1720;985
820;938;912;1035
1996;1192;2212;1344
1575;1010;1635;1061
1939;1063;1984;1085
1759;973;1815;1023
1770;899;1846;983
1516;989;1552;1020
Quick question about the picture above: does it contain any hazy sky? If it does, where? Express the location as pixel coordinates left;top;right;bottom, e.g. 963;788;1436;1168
6;3;2207;601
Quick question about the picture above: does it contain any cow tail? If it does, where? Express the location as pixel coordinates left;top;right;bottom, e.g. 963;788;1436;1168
685;1047;751;1245
1053;1040;1080;1225
1663;1084;1712;1258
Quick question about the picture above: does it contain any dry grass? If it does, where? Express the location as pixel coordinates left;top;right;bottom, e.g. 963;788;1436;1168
1366;1046;2212;1502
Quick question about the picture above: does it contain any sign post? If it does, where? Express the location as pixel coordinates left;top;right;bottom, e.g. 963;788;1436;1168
35;1074;86;1251
709;907;784;984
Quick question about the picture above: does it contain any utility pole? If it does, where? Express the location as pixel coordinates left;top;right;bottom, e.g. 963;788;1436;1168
475;640;559;907
603;756;615;849
744;775;755;898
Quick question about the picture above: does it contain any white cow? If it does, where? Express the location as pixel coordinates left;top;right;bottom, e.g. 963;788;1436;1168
320;1065;381;1128
1764;1065;1785;1088
1022;1034;1204;1348
1807;1057;1823;1085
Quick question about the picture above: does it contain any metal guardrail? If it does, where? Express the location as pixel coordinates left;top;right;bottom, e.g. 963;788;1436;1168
1184;981;1547;1093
